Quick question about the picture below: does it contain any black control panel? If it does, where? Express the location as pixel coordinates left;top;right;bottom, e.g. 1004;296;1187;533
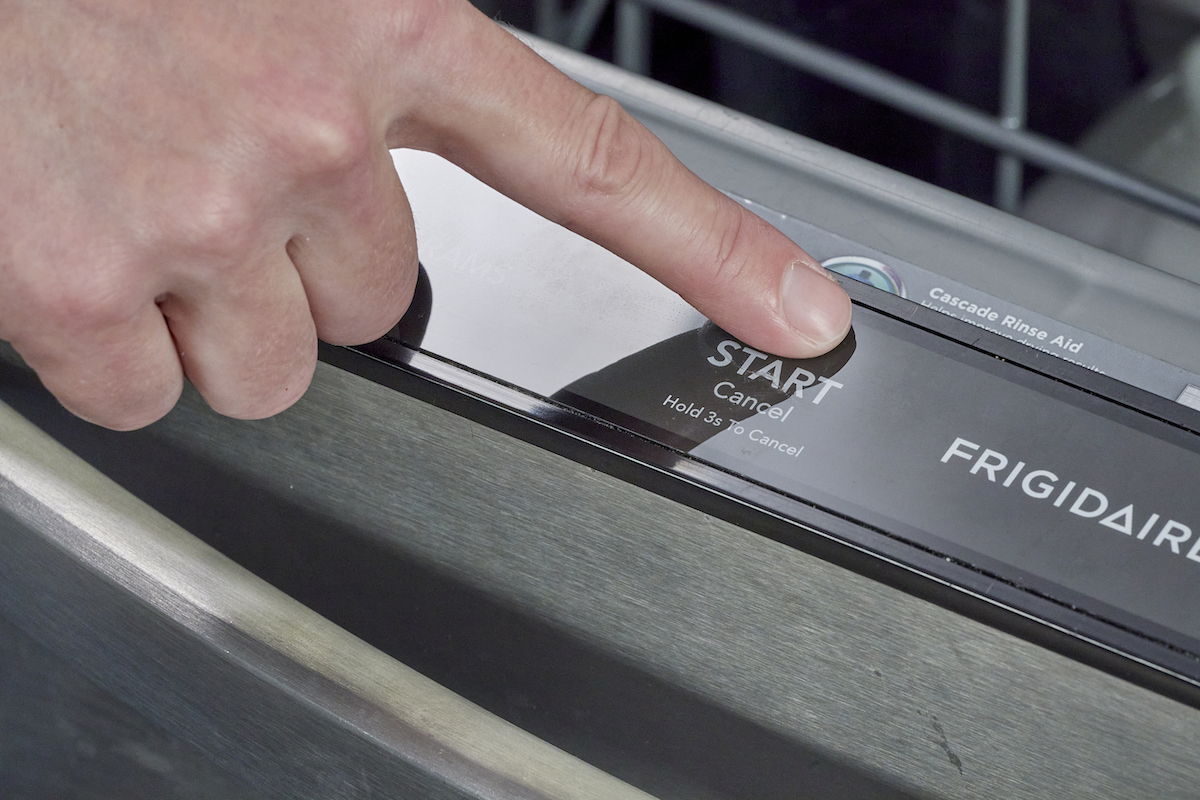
324;266;1200;708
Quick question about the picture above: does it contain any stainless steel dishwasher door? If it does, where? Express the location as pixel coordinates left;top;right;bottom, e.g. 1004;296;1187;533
5;35;1200;800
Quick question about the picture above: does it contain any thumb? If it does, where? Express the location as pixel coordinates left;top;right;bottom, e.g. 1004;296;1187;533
398;8;851;357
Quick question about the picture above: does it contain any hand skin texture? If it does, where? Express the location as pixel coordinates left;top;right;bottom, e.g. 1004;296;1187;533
0;0;852;431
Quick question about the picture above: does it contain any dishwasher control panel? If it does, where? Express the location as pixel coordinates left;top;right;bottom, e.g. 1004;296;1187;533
324;150;1200;706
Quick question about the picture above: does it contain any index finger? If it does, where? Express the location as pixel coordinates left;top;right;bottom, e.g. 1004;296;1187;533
389;6;851;358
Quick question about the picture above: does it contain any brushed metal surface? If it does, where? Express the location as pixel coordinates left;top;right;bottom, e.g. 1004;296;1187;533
0;613;262;800
0;376;659;800
6;345;1200;798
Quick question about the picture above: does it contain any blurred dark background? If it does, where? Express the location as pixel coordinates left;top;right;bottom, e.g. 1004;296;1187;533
470;0;1200;206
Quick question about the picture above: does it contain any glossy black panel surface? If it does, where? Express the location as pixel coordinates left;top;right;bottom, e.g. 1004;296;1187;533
332;274;1200;704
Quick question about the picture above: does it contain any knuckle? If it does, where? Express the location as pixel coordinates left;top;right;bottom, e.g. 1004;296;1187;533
379;0;449;59
706;205;754;287
566;94;652;203
161;178;258;262
683;201;757;303
32;267;135;336
286;105;372;177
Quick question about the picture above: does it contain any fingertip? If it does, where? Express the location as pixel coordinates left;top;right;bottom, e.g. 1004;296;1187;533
778;260;853;358
683;206;852;362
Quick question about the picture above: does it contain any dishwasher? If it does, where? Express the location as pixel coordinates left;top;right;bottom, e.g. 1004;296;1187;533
4;35;1200;800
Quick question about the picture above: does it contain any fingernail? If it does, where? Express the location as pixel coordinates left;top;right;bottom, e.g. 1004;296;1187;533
781;261;852;351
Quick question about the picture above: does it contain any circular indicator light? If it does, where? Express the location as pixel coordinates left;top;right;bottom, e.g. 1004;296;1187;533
821;256;906;298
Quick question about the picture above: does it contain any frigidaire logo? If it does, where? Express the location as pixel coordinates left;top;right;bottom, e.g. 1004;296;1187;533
942;437;1199;563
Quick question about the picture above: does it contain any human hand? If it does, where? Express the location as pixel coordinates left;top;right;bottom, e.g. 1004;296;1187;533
0;0;851;430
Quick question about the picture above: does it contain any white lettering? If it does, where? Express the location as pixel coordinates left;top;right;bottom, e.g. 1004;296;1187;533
1053;481;1077;508
1099;504;1135;535
1154;520;1193;554
749;359;784;388
942;437;1197;567
970;449;1009;482
736;348;768;375
1002;461;1025;487
811;377;843;404
941;438;980;464
1000;315;1049;340
707;340;837;401
1137;514;1160;540
747;429;803;457
1069;488;1108;519
708;340;740;367
1022;470;1058;500
1187;538;1200;563
780;367;814;396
